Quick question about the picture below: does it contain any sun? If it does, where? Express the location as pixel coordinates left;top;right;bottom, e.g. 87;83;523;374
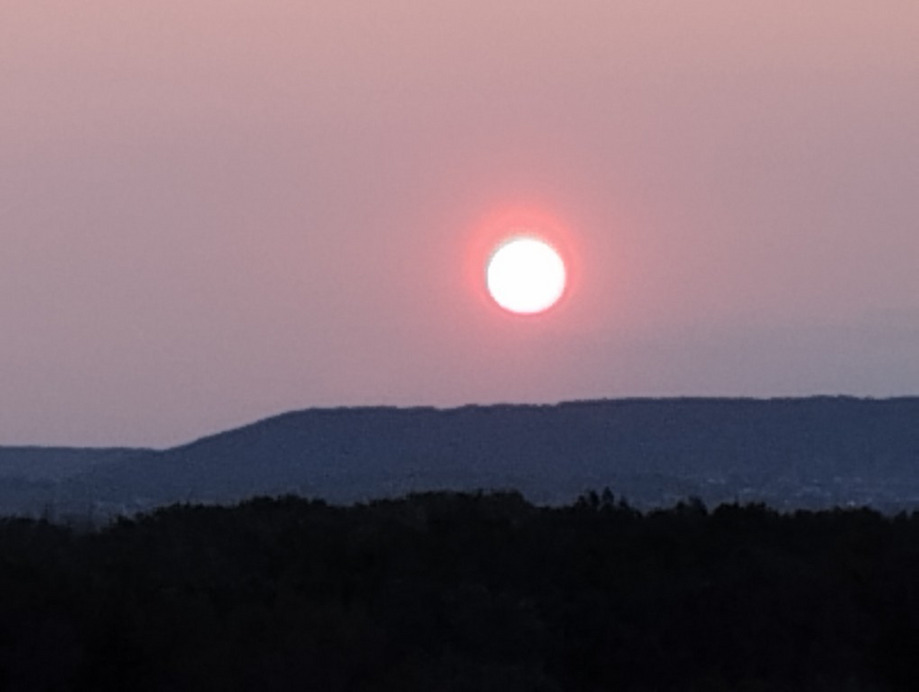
486;236;567;315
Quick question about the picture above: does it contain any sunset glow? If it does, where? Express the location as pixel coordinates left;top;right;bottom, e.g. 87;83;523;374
486;237;567;315
2;1;917;445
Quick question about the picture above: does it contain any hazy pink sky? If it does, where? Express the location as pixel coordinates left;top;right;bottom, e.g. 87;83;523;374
2;1;918;446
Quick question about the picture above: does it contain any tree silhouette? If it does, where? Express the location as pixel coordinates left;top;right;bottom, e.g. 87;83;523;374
0;493;916;690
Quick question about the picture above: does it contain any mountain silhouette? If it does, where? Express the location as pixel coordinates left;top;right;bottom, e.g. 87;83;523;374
0;396;909;516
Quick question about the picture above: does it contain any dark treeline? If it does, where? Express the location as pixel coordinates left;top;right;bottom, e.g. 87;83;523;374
2;491;919;691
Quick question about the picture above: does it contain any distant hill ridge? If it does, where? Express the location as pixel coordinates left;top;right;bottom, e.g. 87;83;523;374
0;447;155;482
2;397;919;515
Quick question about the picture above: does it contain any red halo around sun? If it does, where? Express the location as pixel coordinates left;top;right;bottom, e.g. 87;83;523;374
465;207;579;319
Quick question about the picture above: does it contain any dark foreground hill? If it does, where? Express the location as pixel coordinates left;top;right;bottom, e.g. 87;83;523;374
3;397;919;515
1;492;917;691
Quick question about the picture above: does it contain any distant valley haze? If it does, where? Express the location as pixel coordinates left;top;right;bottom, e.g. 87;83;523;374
2;397;919;519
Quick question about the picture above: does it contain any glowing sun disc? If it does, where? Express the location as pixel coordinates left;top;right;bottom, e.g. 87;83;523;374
486;237;567;314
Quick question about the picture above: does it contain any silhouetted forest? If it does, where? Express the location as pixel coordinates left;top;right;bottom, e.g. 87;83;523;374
2;491;918;690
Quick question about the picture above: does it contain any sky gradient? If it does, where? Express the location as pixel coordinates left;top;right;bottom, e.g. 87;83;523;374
2;1;918;446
